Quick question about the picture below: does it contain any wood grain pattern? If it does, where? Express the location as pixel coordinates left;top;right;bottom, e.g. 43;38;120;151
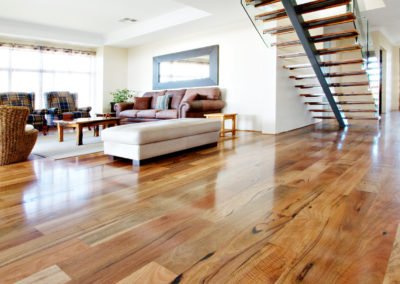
14;265;71;284
384;223;400;284
117;262;177;284
0;115;399;283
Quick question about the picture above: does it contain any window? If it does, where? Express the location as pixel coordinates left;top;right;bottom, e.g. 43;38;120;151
0;45;96;110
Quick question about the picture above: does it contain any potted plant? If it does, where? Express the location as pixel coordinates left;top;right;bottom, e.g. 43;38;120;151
110;89;135;111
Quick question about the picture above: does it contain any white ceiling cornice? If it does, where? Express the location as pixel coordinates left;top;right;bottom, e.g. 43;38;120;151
0;17;103;47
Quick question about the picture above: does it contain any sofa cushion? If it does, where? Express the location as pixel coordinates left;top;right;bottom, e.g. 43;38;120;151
134;97;152;110
156;109;178;119
25;124;34;131
137;109;158;118
120;109;140;118
155;95;170;110
165;89;186;109
143;91;166;109
182;87;221;102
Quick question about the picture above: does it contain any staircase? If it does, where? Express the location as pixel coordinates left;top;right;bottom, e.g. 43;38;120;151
242;0;379;127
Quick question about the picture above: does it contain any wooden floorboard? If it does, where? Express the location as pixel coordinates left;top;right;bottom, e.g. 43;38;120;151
0;114;400;283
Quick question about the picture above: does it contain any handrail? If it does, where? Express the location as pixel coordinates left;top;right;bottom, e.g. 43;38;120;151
348;0;374;65
240;0;272;48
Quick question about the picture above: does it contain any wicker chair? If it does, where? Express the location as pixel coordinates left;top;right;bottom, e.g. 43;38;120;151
0;106;38;166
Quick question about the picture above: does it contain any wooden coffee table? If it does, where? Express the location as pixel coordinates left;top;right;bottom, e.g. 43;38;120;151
54;117;121;146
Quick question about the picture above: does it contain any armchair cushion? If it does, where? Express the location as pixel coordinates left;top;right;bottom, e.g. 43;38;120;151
28;114;46;125
71;111;91;119
77;106;92;113
32;108;48;115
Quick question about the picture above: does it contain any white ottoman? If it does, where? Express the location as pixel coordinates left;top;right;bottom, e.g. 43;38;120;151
101;118;221;165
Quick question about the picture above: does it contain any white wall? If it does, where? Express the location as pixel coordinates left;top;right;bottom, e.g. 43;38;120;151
97;46;128;112
127;22;274;132
275;58;314;133
127;22;313;134
372;31;400;112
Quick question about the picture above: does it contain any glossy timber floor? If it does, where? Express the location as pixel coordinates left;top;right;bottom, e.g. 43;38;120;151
1;114;400;284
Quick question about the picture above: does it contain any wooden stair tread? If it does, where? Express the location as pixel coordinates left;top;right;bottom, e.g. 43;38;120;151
290;71;367;80
284;59;364;69
313;116;379;120
301;92;372;97
300;94;323;97
264;12;355;35
305;101;374;105
255;0;351;22
279;44;361;59
304;12;356;29
334;92;373;96
305;102;329;105
325;71;366;77
312;29;358;43
273;30;358;47
246;0;281;8
295;82;369;88
338;101;375;104
309;109;332;112
310;109;377;112
321;58;364;66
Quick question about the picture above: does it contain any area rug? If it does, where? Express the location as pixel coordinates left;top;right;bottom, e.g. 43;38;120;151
31;131;103;160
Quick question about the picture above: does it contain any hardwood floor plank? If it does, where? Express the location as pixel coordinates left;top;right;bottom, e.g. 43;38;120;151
14;265;71;284
58;204;213;283
0;239;89;283
117;262;177;284
0;115;400;282
384;223;400;284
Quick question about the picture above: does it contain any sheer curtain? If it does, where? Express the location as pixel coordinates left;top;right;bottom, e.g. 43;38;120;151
0;45;96;110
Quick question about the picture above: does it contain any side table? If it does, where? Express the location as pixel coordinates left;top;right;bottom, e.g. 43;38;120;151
204;113;237;137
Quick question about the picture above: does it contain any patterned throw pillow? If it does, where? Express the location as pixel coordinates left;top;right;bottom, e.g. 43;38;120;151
155;95;170;110
133;97;152;110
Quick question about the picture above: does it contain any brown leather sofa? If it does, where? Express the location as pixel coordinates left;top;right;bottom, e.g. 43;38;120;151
115;87;225;124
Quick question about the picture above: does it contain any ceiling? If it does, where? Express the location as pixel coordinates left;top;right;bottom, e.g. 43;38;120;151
1;0;398;48
0;0;248;48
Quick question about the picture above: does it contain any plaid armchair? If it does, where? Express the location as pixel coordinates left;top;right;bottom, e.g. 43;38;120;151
0;92;48;134
44;91;92;126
